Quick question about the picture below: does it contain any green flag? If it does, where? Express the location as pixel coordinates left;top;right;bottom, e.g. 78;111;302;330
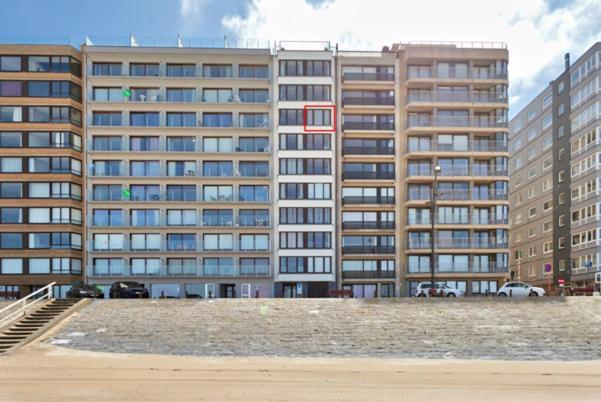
122;89;131;98
122;188;130;199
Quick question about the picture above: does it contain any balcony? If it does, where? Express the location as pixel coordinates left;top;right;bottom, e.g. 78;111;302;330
407;140;508;153
407;116;508;129
406;263;508;274
342;221;395;230
342;245;395;254
407;67;508;80
407;190;508;202
342;146;395;156
342;171;395;180
342;72;394;82
341;270;396;279
341;196;395;205
407;216;509;225
407;165;508;177
89;264;271;277
406;239;508;249
342;97;395;106
342;121;395;131
407;91;507;104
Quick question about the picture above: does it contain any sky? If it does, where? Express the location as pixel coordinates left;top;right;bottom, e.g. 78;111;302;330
0;0;599;114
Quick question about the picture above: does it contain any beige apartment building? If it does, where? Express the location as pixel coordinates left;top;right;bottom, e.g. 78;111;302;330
83;41;274;298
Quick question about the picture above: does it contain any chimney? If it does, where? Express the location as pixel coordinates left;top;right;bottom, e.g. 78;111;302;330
564;53;570;70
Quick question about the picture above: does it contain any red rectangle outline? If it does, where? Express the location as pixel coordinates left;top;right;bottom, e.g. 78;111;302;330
303;105;336;133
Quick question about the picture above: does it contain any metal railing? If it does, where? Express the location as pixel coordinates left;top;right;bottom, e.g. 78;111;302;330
407;116;508;128
407;190;508;201
89;266;270;277
407;140;508;153
407;66;508;80
342;97;395;106
342;146;395;155
341;271;396;279
85;35;271;49
407;91;507;104
342;245;395;254
406;263;508;274
341;196;395;205
0;282;55;329
342;121;395;131
342;72;395;82
407;165;508;177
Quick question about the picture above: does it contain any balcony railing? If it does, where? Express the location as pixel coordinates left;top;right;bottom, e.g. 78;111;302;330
407;190;508;201
342;171;395;180
407;140;508;153
407;91;507;104
342;72;394;82
342;245;395;254
341;270;396;279
407;216;509;225
89;264;271;277
407;165;508;177
342;121;395;131
342;221;395;230
406;263;508;274
407;67;508;80
407;116;508;128
342;97;395;106
407;239;508;249
341;196;395;205
342;146;395;155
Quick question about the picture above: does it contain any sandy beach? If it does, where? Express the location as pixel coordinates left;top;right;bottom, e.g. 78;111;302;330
0;342;600;402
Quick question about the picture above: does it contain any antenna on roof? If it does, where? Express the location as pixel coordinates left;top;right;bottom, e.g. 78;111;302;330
130;34;138;47
224;34;228;48
177;34;184;48
85;36;94;46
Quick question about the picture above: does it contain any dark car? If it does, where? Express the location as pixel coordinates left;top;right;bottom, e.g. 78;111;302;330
110;281;150;299
66;284;105;299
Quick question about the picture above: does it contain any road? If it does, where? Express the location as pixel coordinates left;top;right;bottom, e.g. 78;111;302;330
0;343;600;401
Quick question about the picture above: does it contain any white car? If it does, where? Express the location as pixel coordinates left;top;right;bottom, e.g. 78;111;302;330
497;281;546;297
416;282;464;297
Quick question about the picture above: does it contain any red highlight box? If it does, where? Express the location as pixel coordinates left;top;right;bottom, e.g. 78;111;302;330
303;105;336;133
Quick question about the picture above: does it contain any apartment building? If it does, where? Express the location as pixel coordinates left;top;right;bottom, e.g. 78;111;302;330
84;40;274;298
509;42;601;290
399;43;510;296
336;50;398;298
274;43;336;298
0;45;84;299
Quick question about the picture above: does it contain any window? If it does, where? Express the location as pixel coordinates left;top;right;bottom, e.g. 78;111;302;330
130;209;160;226
529;227;536;238
279;256;332;273
0;208;22;224
203;64;233;78
239;113;268;128
203;88;232;103
130;136;159;152
0;56;21;72
28;56;79;75
559;215;566;226
166;185;196;201
203;161;232;177
558;170;565;182
28;81;81;100
166;88;196;102
279;60;331;77
202;234;232;251
92;160;121;176
238;185;268;202
167;112;196;127
29;131;81;150
543;93;552;109
28;106;82;126
239;65;268;78
239;209;270;226
130;161;160;177
543;199;552;211
203;137;233;152
279;232;330;249
239;89;269;103
279;158;330;175
202;113;232;127
558;237;566;249
130;185;160;201
130;234;161;251
202;209;233;226
130;63;159;77
527;108;537;121
29;232;81;249
528;187;536;199
0;258;22;274
203;185;233;202
93;209;124;226
30;207;82;224
557;81;565;93
130;112;159;127
0;157;21;173
543;221;552;232
0;81;22;97
93;87;122;101
93;234;124;251
542;113;552;129
240;234;269;251
528;207;537;218
92;63;122;76
167;136;196;152
93;112;122;126
130;258;160;275
279;183;331;200
0;106;22;122
279;85;331;101
280;133;331;150
166;64;196;77
239;137;269;152
167;209;197;226
0;132;21;148
167;161;197;177
239;161;269;177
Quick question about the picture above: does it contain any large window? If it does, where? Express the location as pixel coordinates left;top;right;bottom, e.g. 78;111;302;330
93;209;123;226
0;233;22;249
279;60;331;77
0;208;22;224
203;185;233;202
29;258;82;274
166;88;196;102
93;87;122;101
28;56;81;76
202;113;232;127
239;113;268;128
28;81;81;101
279;257;332;273
279;133;331;150
240;234;269;251
130;63;159;77
29;232;81;249
130;161;160;177
0;182;22;199
0;106;22;122
202;209;233;226
0;131;22;148
130;209;160;226
279;207;331;224
203;137;233;152
0;258;23;274
239;89;268;103
167;161;197;177
29;131;81;150
167;136;196;152
239;185;269;202
279;158;330;175
130;234;161;251
130;112;159;127
239;65;268;78
93;234;124;251
239;209;269;226
0;56;21;72
239;137;268;152
93;112;122;126
0;81;22;97
202;234;233;250
92;63;122;76
166;64;195;77
279;183;331;200
239;161;269;177
203;88;232;103
167;234;197;251
29;207;82;224
92;184;122;201
167;112;196;127
130;136;159;152
30;182;81;200
166;185;196;201
203;161;232;177
279;85;331;101
167;209;196;226
279;232;331;249
203;64;232;78
0;157;21;173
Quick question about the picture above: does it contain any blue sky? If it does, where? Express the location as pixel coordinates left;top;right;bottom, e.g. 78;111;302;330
0;0;600;114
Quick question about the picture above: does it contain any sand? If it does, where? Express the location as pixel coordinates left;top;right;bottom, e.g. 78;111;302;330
0;342;600;401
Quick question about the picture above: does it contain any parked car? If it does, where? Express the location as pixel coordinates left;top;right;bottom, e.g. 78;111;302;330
66;284;105;299
497;282;546;297
416;282;464;297
110;281;149;299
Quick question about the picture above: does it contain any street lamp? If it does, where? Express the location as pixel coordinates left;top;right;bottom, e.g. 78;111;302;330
429;165;441;296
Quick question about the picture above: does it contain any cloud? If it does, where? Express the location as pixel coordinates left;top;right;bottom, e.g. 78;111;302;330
222;0;601;114
180;0;208;31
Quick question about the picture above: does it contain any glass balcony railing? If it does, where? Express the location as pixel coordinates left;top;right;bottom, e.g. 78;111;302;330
407;116;508;128
342;146;395;155
342;171;395;180
406;190;508;201
342;121;395;131
407;67;508;80
406;263;508;274
407;140;508;153
341;245;395;254
342;97;395;106
407;91;507;104
342;221;395;230
342;72;394;82
341;270;396;279
89;264;271;277
341;196;395;205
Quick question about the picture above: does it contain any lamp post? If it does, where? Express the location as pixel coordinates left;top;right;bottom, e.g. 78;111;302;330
429;165;441;296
